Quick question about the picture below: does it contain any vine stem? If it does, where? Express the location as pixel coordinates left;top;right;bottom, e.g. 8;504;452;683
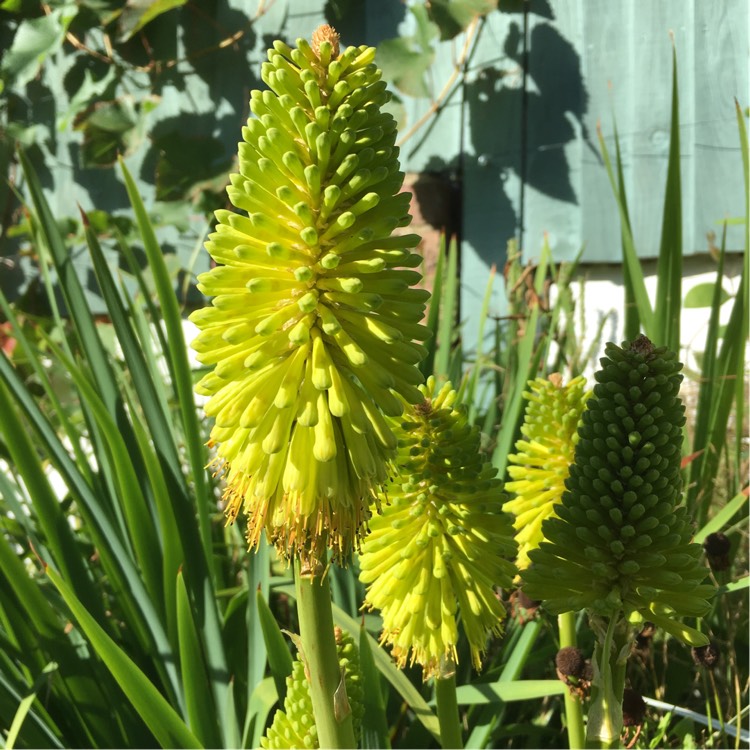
294;557;356;749
558;611;586;749
435;661;463;749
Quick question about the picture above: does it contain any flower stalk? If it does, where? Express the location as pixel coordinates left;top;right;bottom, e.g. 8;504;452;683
558;611;586;749
294;556;356;749
435;659;463;750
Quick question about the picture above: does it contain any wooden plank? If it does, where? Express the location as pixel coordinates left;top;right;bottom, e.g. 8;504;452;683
458;11;525;338
524;0;749;264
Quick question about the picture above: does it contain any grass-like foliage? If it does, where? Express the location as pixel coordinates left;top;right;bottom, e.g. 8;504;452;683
0;44;747;750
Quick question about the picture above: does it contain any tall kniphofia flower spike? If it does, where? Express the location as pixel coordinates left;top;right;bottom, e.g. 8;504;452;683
359;378;517;677
504;374;591;571
190;26;430;560
522;336;714;643
261;627;363;749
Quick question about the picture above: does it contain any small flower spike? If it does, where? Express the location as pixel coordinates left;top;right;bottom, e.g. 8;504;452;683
504;374;591;571
262;627;363;749
190;27;429;560
359;378;517;677
523;336;714;645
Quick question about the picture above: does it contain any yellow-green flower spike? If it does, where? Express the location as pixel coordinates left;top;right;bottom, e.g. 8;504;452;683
359;377;517;677
504;374;591;571
190;25;429;560
522;336;714;645
262;627;363;749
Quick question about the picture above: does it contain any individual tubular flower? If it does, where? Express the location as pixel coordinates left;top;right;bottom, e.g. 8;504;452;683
522;336;714;645
190;25;430;560
358;378;517;677
504;374;591;571
262;627;363;749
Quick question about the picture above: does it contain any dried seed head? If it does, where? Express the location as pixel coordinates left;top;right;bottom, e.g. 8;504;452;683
555;646;586;679
622;688;646;727
510;587;541;623
703;532;731;572
691;642;719;668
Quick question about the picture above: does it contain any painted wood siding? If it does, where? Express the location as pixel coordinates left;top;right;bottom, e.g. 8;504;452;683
356;0;748;328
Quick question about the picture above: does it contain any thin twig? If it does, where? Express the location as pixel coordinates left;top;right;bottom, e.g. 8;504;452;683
396;16;481;148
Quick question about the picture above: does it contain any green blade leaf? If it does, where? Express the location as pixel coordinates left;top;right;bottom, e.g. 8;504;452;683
118;158;213;566
454;679;565;705
597;125;655;337
17;148;123;430
244;677;279;750
434;235;459;379
119;160;230;740
492;305;541;477
0;378;102;622
421;233;446;378
693;492;748;545
654;46;683;353
44;336;165;617
45;564;203;749
683;281;730;309
4;663;59;750
256;587;292;706
176;570;222;748
358;623;391;749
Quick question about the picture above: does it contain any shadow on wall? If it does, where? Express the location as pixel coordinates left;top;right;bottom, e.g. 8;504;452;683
464;0;589;272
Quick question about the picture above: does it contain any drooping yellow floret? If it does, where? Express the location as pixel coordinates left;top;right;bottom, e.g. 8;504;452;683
503;374;591;570
359;378;517;677
191;28;429;560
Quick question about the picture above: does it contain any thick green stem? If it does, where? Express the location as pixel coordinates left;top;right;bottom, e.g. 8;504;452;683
558;612;586;749
294;558;356;749
586;613;630;749
435;663;463;749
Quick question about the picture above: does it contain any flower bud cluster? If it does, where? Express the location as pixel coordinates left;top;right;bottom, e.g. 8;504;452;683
262;627;362;748
523;336;713;644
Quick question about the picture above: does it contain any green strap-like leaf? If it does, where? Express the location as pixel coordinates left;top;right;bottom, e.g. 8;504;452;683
256;587;292;706
358;623;391;750
654;46;683;353
45;564;203;749
454;679;565;705
176;570;222;748
598;125;655;337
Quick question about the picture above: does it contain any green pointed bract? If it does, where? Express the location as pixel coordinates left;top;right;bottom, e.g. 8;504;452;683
190;26;428;560
359;378;517;677
504;374;591;571
522;336;713;645
261;627;363;749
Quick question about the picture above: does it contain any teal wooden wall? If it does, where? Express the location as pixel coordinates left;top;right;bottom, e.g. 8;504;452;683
3;0;747;334
146;0;750;328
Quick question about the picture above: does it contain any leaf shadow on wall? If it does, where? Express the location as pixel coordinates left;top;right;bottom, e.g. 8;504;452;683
464;7;590;270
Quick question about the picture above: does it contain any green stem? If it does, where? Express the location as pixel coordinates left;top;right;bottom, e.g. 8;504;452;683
294;558;356;749
586;614;625;749
558;612;586;749
435;666;463;749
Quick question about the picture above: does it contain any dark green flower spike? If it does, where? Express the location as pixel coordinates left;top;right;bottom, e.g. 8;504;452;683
523;335;714;646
